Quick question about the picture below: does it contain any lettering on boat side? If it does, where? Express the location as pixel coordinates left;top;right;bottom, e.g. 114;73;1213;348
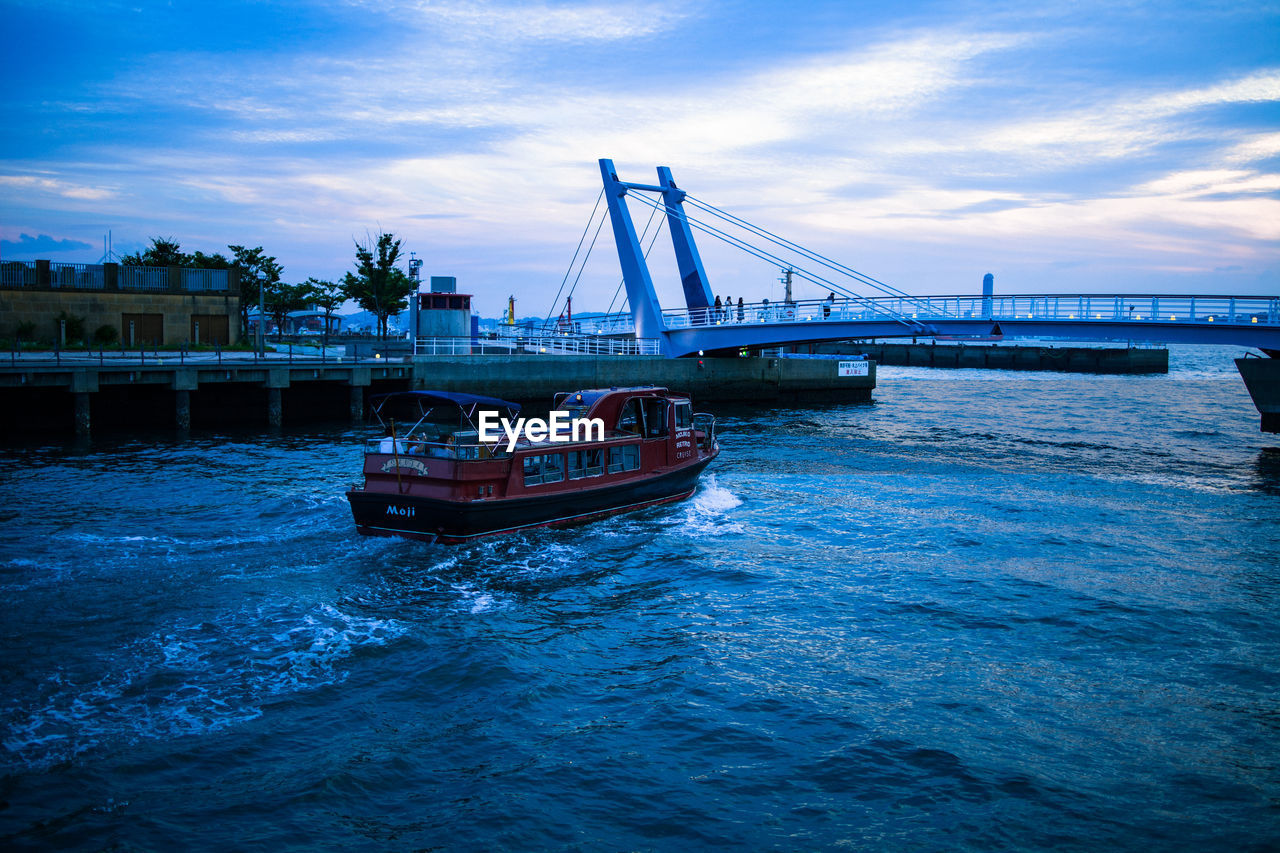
385;505;416;518
477;411;606;453
381;458;430;475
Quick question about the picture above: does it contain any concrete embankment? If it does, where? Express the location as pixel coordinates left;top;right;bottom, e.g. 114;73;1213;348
410;354;874;405
812;341;1168;374
0;354;875;435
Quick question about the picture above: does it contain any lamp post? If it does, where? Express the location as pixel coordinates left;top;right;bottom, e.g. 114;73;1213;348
408;253;422;353
256;272;265;358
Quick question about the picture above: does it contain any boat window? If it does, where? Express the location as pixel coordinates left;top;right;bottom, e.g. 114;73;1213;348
617;398;643;434
607;444;640;474
543;453;564;483
523;454;564;486
568;448;605;479
674;401;692;430
642;398;668;438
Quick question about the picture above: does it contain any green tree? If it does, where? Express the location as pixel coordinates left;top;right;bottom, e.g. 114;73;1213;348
304;277;346;344
343;232;414;340
120;237;186;267
263;281;313;340
188;250;231;269
120;238;230;270
228;244;283;339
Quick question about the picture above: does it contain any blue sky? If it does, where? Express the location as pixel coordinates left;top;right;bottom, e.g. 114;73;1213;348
2;0;1277;317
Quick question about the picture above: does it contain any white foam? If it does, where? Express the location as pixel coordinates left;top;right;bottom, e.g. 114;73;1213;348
3;600;410;769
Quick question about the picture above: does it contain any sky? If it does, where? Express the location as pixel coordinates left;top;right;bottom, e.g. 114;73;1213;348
2;0;1278;318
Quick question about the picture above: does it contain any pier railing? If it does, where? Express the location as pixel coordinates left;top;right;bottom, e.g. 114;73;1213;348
415;335;661;356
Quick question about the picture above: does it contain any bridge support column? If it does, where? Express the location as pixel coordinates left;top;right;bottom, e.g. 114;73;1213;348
1236;356;1280;433
349;366;371;423
267;388;283;427
73;392;91;437
175;390;191;431
350;385;364;423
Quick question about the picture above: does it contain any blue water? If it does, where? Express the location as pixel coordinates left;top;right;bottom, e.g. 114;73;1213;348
2;346;1278;850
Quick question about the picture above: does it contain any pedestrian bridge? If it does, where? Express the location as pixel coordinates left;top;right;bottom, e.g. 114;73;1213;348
571;292;1280;357
574;160;1279;358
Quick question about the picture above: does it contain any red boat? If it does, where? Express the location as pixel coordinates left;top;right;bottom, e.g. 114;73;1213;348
346;387;720;543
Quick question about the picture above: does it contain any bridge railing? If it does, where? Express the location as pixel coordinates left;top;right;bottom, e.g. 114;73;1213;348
636;294;1280;330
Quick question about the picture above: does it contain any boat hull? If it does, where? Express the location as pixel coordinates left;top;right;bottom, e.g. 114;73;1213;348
347;456;715;543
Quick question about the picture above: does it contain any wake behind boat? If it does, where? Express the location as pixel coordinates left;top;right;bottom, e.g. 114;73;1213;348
346;387;719;543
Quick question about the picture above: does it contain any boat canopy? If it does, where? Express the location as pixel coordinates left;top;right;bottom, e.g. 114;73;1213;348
372;390;521;413
370;390;521;437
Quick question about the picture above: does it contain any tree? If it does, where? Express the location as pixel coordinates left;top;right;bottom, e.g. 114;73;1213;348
119;238;230;270
188;250;231;269
228;244;283;340
120;237;186;267
343;232;414;340
263;281;313;340
304;277;346;345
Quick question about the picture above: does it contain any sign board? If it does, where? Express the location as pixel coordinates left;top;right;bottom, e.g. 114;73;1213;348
838;360;869;377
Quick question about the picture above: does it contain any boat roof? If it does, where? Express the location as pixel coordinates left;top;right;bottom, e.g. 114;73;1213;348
372;390;521;412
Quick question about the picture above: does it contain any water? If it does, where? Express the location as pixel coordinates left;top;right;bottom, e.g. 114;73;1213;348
2;346;1278;850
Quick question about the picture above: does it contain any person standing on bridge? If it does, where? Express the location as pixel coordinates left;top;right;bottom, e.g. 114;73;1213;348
723;295;732;322
737;297;745;323
714;295;723;323
823;292;834;319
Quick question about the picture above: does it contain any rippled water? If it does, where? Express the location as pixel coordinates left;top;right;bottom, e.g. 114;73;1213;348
2;346;1278;850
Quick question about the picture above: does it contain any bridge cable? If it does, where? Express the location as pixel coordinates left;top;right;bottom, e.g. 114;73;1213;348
684;194;951;316
544;187;604;328
626;193;926;330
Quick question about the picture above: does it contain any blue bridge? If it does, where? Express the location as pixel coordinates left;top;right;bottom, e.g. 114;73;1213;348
540;160;1280;431
584;159;1280;358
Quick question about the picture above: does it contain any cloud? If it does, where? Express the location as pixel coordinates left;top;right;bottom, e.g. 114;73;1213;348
0;175;116;201
1;233;95;254
394;0;692;42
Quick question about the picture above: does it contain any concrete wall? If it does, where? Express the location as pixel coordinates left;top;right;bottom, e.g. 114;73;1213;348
0;289;241;345
409;354;876;404
417;309;470;338
816;342;1167;374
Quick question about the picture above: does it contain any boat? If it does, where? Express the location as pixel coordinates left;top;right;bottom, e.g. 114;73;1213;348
345;387;720;543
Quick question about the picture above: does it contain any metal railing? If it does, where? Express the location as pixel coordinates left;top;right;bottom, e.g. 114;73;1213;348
118;266;170;291
576;294;1280;333
1;261;38;288
0;260;233;292
52;263;105;289
415;335;662;356
180;268;230;291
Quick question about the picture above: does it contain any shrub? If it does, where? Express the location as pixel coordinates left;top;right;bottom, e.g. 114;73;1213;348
93;324;119;345
54;311;86;344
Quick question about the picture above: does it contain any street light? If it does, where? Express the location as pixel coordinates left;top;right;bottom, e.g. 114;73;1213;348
256;271;265;358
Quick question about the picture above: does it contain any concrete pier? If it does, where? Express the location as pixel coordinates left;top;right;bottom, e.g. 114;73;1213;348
0;354;873;436
813;341;1167;374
